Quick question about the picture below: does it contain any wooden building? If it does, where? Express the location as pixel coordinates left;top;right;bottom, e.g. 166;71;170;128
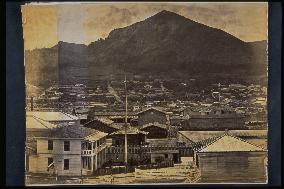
137;107;168;126
139;122;168;139
180;114;245;131
106;124;148;164
194;134;267;183
148;150;180;164
28;125;108;176
84;117;121;134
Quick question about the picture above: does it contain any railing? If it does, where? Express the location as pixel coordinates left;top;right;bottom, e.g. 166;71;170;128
81;150;92;155
106;145;142;154
82;143;108;155
105;144;193;157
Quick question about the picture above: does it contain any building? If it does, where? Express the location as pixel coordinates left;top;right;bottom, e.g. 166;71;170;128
194;134;267;183
26;114;57;138
26;111;80;127
87;111;137;123
178;130;267;151
137;107;168;126
25;115;58;173
73;107;90;124
84;117;121;134
139;122;169;139
28;125;108;176
180;114;245;131
172;104;246;131
106;124;148;165
148;150;180;164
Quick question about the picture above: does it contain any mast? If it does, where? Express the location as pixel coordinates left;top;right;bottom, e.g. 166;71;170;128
218;83;221;102
124;74;128;166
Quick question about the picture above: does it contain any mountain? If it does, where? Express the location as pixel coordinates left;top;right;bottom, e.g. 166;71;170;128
24;10;267;87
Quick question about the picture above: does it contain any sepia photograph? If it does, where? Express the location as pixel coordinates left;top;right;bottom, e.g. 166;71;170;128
21;2;268;185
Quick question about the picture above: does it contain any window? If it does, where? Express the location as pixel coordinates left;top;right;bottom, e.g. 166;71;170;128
97;140;100;147
63;159;69;170
87;143;92;150
48;140;53;150
48;157;53;166
64;141;70;151
164;154;168;159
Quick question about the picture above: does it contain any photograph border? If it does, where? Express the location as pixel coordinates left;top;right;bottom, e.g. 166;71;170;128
5;1;282;187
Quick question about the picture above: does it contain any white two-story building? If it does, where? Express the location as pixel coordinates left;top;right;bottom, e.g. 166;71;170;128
28;124;108;176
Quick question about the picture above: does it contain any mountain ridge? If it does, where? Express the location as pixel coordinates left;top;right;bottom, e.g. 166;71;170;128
24;10;267;87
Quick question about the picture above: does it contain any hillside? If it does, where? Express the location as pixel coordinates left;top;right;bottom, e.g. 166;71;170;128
24;10;267;87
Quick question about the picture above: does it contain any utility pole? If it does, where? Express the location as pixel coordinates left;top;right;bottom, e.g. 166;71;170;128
124;74;128;172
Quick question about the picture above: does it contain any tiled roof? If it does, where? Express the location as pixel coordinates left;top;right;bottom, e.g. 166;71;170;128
50;124;104;139
109;123;125;130
84;119;121;130
26;115;57;130
26;111;79;121
137;107;168;115
94;117;114;125
197;134;266;153
179;130;267;143
140;122;168;130
84;131;108;142
90;111;136;116
109;124;148;136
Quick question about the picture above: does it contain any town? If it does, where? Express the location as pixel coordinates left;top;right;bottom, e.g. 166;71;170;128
25;78;268;184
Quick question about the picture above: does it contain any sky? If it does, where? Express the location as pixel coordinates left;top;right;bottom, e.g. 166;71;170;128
21;2;268;50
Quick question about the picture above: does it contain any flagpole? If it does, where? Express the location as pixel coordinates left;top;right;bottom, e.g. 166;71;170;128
124;74;128;170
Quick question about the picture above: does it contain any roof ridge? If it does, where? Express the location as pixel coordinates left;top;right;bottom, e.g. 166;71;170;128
225;133;266;151
196;133;227;152
197;133;266;152
30;115;53;129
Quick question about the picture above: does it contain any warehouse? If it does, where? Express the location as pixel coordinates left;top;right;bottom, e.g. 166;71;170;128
194;134;267;183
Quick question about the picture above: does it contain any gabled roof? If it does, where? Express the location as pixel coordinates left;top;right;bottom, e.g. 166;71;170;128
84;119;121;131
26;111;79;122
137;107;167;115
197;134;266;153
140;122;168;130
26;115;57;130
